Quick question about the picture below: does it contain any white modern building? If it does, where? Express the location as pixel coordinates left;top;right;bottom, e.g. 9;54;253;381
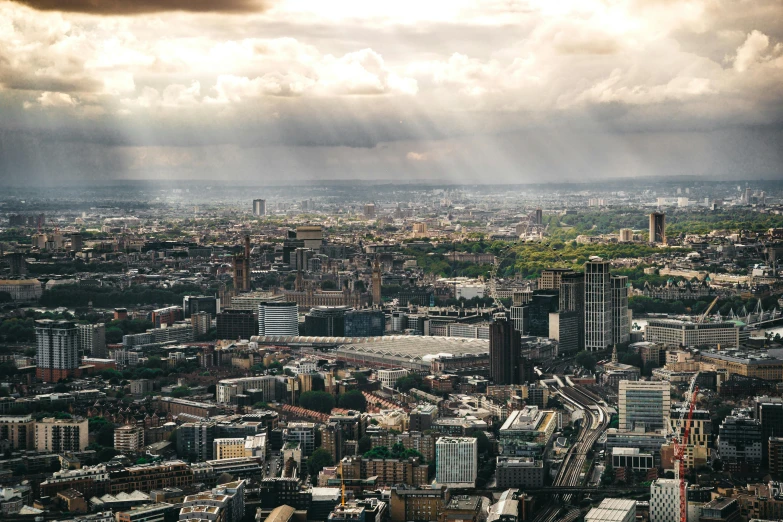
377;368;408;389
585;258;612;351
650;478;682;522
258;302;298;336
619;380;671;432
585;498;636;522
435;437;478;486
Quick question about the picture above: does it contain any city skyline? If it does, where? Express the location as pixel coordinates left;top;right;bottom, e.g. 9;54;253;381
1;0;782;185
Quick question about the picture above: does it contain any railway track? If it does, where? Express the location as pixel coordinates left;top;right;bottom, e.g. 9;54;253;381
532;383;610;522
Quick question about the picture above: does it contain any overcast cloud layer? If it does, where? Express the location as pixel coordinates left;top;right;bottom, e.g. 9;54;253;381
1;0;782;185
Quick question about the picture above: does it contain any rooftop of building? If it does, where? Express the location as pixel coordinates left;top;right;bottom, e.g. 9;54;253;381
702;349;783;365
445;495;482;511
500;406;553;432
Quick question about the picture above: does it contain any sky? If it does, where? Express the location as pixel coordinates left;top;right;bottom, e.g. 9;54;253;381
0;0;782;185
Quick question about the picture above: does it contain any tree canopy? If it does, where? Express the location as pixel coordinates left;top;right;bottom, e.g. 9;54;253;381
338;390;367;411
299;391;336;413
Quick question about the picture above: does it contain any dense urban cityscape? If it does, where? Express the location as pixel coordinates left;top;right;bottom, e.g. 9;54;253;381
2;0;783;520
0;180;782;522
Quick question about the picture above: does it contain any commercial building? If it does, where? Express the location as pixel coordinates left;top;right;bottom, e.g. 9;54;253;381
495;457;545;488
213;436;266;461
216;309;257;341
285;423;316;457
0;279;42;301
499;406;557;457
528;293;558;337
377;368;408;389
344;309;386;337
611;447;654;471
436;437;478;486
611;276;630;345
619;381;671;432
645;319;740;348
700;350;783;380
296;226;323;250
756;396;783;463
114;425;145;454
36;320;80;382
548;311;579;355
649;212;666;244
769;437;783;479
253;199;266;216
183;296;220;319
585;259;612;351
176;422;216;462
490;316;524;385
585;499;636;522
116;503;177;522
259;302;299;336
559;271;585;350
718;415;762;471
35;417;89;452
650;478;681;522
304;306;350;337
78;323;106;358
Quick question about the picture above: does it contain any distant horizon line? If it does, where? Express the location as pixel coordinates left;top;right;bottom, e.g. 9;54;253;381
4;175;783;189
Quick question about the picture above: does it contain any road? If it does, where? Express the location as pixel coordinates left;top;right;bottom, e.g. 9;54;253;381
264;452;282;478
532;382;610;522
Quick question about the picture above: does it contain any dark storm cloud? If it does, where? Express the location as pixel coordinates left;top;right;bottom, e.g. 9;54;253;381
13;0;270;15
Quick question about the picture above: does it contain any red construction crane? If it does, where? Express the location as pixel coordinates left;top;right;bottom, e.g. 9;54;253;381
672;374;700;522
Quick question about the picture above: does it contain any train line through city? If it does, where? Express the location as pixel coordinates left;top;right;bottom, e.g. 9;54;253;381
532;378;610;522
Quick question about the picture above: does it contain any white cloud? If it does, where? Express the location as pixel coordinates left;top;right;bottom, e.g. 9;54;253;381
734;30;770;72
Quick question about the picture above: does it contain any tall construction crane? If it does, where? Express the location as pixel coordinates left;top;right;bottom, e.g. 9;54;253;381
698;296;719;323
671;372;700;522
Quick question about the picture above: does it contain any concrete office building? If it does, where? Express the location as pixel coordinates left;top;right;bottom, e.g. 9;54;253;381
619;381;671;432
549;311;579;355
252;199;266;216
645;319;740;348
611;276;630;345
36;320;79;382
296;226;323;250
259;302;299;336
78;323;106;358
435;437;478;486
650;478;681;522
216;309;257;341
509;305;528;334
377;368;408;389
649;212;666;244
183;296;220;319
585;259;612;351
499;406;557;458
